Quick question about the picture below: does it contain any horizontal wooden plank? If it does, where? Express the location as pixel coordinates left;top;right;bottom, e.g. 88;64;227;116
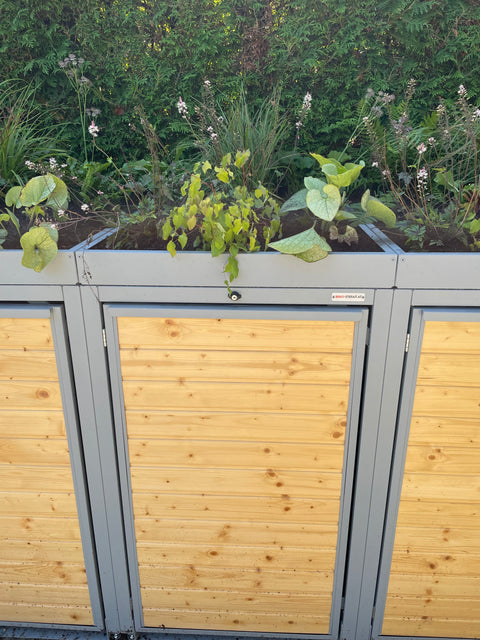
393;525;480;553
117;317;355;352
412;385;480;418
0;319;54;350
131;467;343;498
0;438;71;465
123;381;350;414
0;582;91;607
135;520;338;548
421;321;480;354
0;561;88;585
417;353;480;387
389;551;480;576
128;439;345;471
0;465;74;492
138;565;334;595
0;351;58;381
126;411;347;444
136;543;336;573
0;411;66;439
400;473;480;502
396;500;479;529
382;613;480;638
133;493;341;524
119;349;352;385
0;492;79;517
384;573;480;598
142;607;330;633
404;444;480;475
141;587;333;616
0;516;82;541
0;381;63;410
0;602;93;626
0;540;85;563
407;416;480;446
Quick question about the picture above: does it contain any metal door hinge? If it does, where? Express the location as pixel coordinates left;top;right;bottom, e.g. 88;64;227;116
405;332;410;352
102;328;107;347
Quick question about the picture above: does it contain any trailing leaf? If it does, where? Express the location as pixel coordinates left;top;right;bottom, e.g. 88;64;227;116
20;226;58;272
269;227;331;262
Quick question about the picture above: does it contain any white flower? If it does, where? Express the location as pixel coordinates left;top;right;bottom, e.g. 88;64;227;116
472;108;480;121
57;209;65;217
428;137;436;144
372;161;379;167
302;92;312;111
458;84;468;97
88;120;99;137
24;160;35;169
204;79;211;87
177;97;188;117
417;142;427;155
80;203;89;212
417;166;428;188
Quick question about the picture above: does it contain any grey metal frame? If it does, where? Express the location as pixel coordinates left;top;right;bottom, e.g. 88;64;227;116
102;303;369;639
369;305;480;640
0;303;103;631
66;285;135;635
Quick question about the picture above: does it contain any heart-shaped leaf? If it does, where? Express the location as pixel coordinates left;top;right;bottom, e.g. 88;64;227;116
306;184;341;221
20;175;56;207
5;186;22;208
269;227;332;256
20;226;58;272
322;162;364;188
280;188;308;213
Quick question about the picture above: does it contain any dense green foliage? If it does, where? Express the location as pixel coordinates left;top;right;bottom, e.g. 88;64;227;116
1;0;479;161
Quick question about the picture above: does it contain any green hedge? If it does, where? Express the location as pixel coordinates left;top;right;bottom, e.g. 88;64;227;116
1;0;479;159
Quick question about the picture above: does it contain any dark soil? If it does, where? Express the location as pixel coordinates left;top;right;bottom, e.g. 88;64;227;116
100;211;382;253
0;213;111;250
381;227;474;253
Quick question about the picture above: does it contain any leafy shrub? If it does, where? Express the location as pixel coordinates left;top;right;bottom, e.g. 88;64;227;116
162;150;281;283
2;1;479;158
270;153;396;261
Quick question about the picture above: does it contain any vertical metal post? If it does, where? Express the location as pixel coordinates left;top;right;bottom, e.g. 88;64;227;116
63;285;133;634
340;289;412;640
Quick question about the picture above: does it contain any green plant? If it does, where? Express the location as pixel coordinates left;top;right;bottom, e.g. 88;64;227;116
0;80;66;193
4;173;69;271
58;53;96;163
363;83;480;248
162;150;281;284
269;153;396;261
176;83;300;192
